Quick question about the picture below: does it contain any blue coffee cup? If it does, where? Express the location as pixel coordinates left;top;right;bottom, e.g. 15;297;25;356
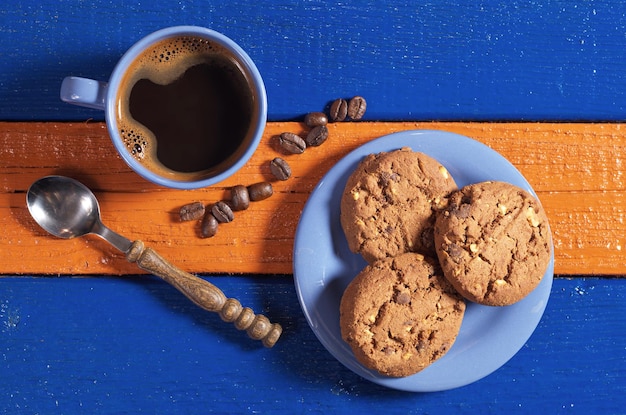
61;26;267;189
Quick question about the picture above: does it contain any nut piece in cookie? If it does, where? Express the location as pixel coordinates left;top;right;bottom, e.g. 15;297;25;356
339;253;466;377
434;181;552;306
340;148;458;263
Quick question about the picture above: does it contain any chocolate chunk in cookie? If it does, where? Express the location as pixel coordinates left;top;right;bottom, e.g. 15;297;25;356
340;148;458;263
340;253;466;377
434;181;552;306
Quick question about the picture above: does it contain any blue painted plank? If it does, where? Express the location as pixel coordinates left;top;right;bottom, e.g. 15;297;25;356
0;276;623;414
1;1;626;121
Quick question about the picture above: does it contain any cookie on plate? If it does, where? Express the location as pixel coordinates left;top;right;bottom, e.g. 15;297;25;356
339;253;466;378
434;181;552;306
340;148;457;263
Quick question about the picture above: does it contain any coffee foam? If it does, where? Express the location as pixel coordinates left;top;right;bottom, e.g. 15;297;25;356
115;36;244;181
128;36;226;84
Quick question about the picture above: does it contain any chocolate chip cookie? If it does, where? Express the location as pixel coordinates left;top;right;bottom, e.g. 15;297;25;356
434;181;552;306
340;148;457;263
339;253;466;377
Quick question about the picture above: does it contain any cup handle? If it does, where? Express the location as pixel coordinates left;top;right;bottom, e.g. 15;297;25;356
60;76;108;110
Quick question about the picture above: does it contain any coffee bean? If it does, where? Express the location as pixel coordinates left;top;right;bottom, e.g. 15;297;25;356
200;211;219;238
248;182;273;201
230;185;250;211
305;125;329;147
212;201;234;223
269;157;291;181
179;201;205;222
304;112;328;127
279;132;306;154
347;96;367;120
329;98;347;122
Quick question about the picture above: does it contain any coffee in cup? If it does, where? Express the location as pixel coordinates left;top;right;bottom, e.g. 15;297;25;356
61;26;267;189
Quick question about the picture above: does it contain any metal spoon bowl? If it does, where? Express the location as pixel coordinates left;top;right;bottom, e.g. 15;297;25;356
27;176;131;252
27;175;96;237
26;175;281;347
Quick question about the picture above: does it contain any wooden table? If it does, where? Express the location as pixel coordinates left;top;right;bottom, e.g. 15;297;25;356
1;2;624;414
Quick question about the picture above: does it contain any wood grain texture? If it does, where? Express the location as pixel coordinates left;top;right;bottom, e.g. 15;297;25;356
1;121;624;276
3;1;626;122
0;276;623;413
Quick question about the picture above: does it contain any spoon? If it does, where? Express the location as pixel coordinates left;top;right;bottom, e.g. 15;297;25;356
26;175;282;348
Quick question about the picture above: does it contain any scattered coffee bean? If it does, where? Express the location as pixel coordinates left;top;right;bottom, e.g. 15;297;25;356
180;97;368;239
200;211;219;238
347;96;367;120
304;111;328;128
269;157;291;181
248;182;273;201
212;201;234;223
329;98;348;122
230;185;250;211
305;125;329;147
179;201;205;222
279;132;306;154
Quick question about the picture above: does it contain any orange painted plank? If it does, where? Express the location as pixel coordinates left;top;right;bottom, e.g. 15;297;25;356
0;121;623;276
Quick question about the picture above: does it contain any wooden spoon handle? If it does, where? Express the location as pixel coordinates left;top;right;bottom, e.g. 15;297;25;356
125;240;282;348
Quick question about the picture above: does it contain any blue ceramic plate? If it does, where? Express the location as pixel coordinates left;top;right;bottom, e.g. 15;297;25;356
293;130;554;392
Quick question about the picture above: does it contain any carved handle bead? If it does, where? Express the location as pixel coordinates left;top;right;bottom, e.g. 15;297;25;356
219;298;282;348
126;240;282;347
